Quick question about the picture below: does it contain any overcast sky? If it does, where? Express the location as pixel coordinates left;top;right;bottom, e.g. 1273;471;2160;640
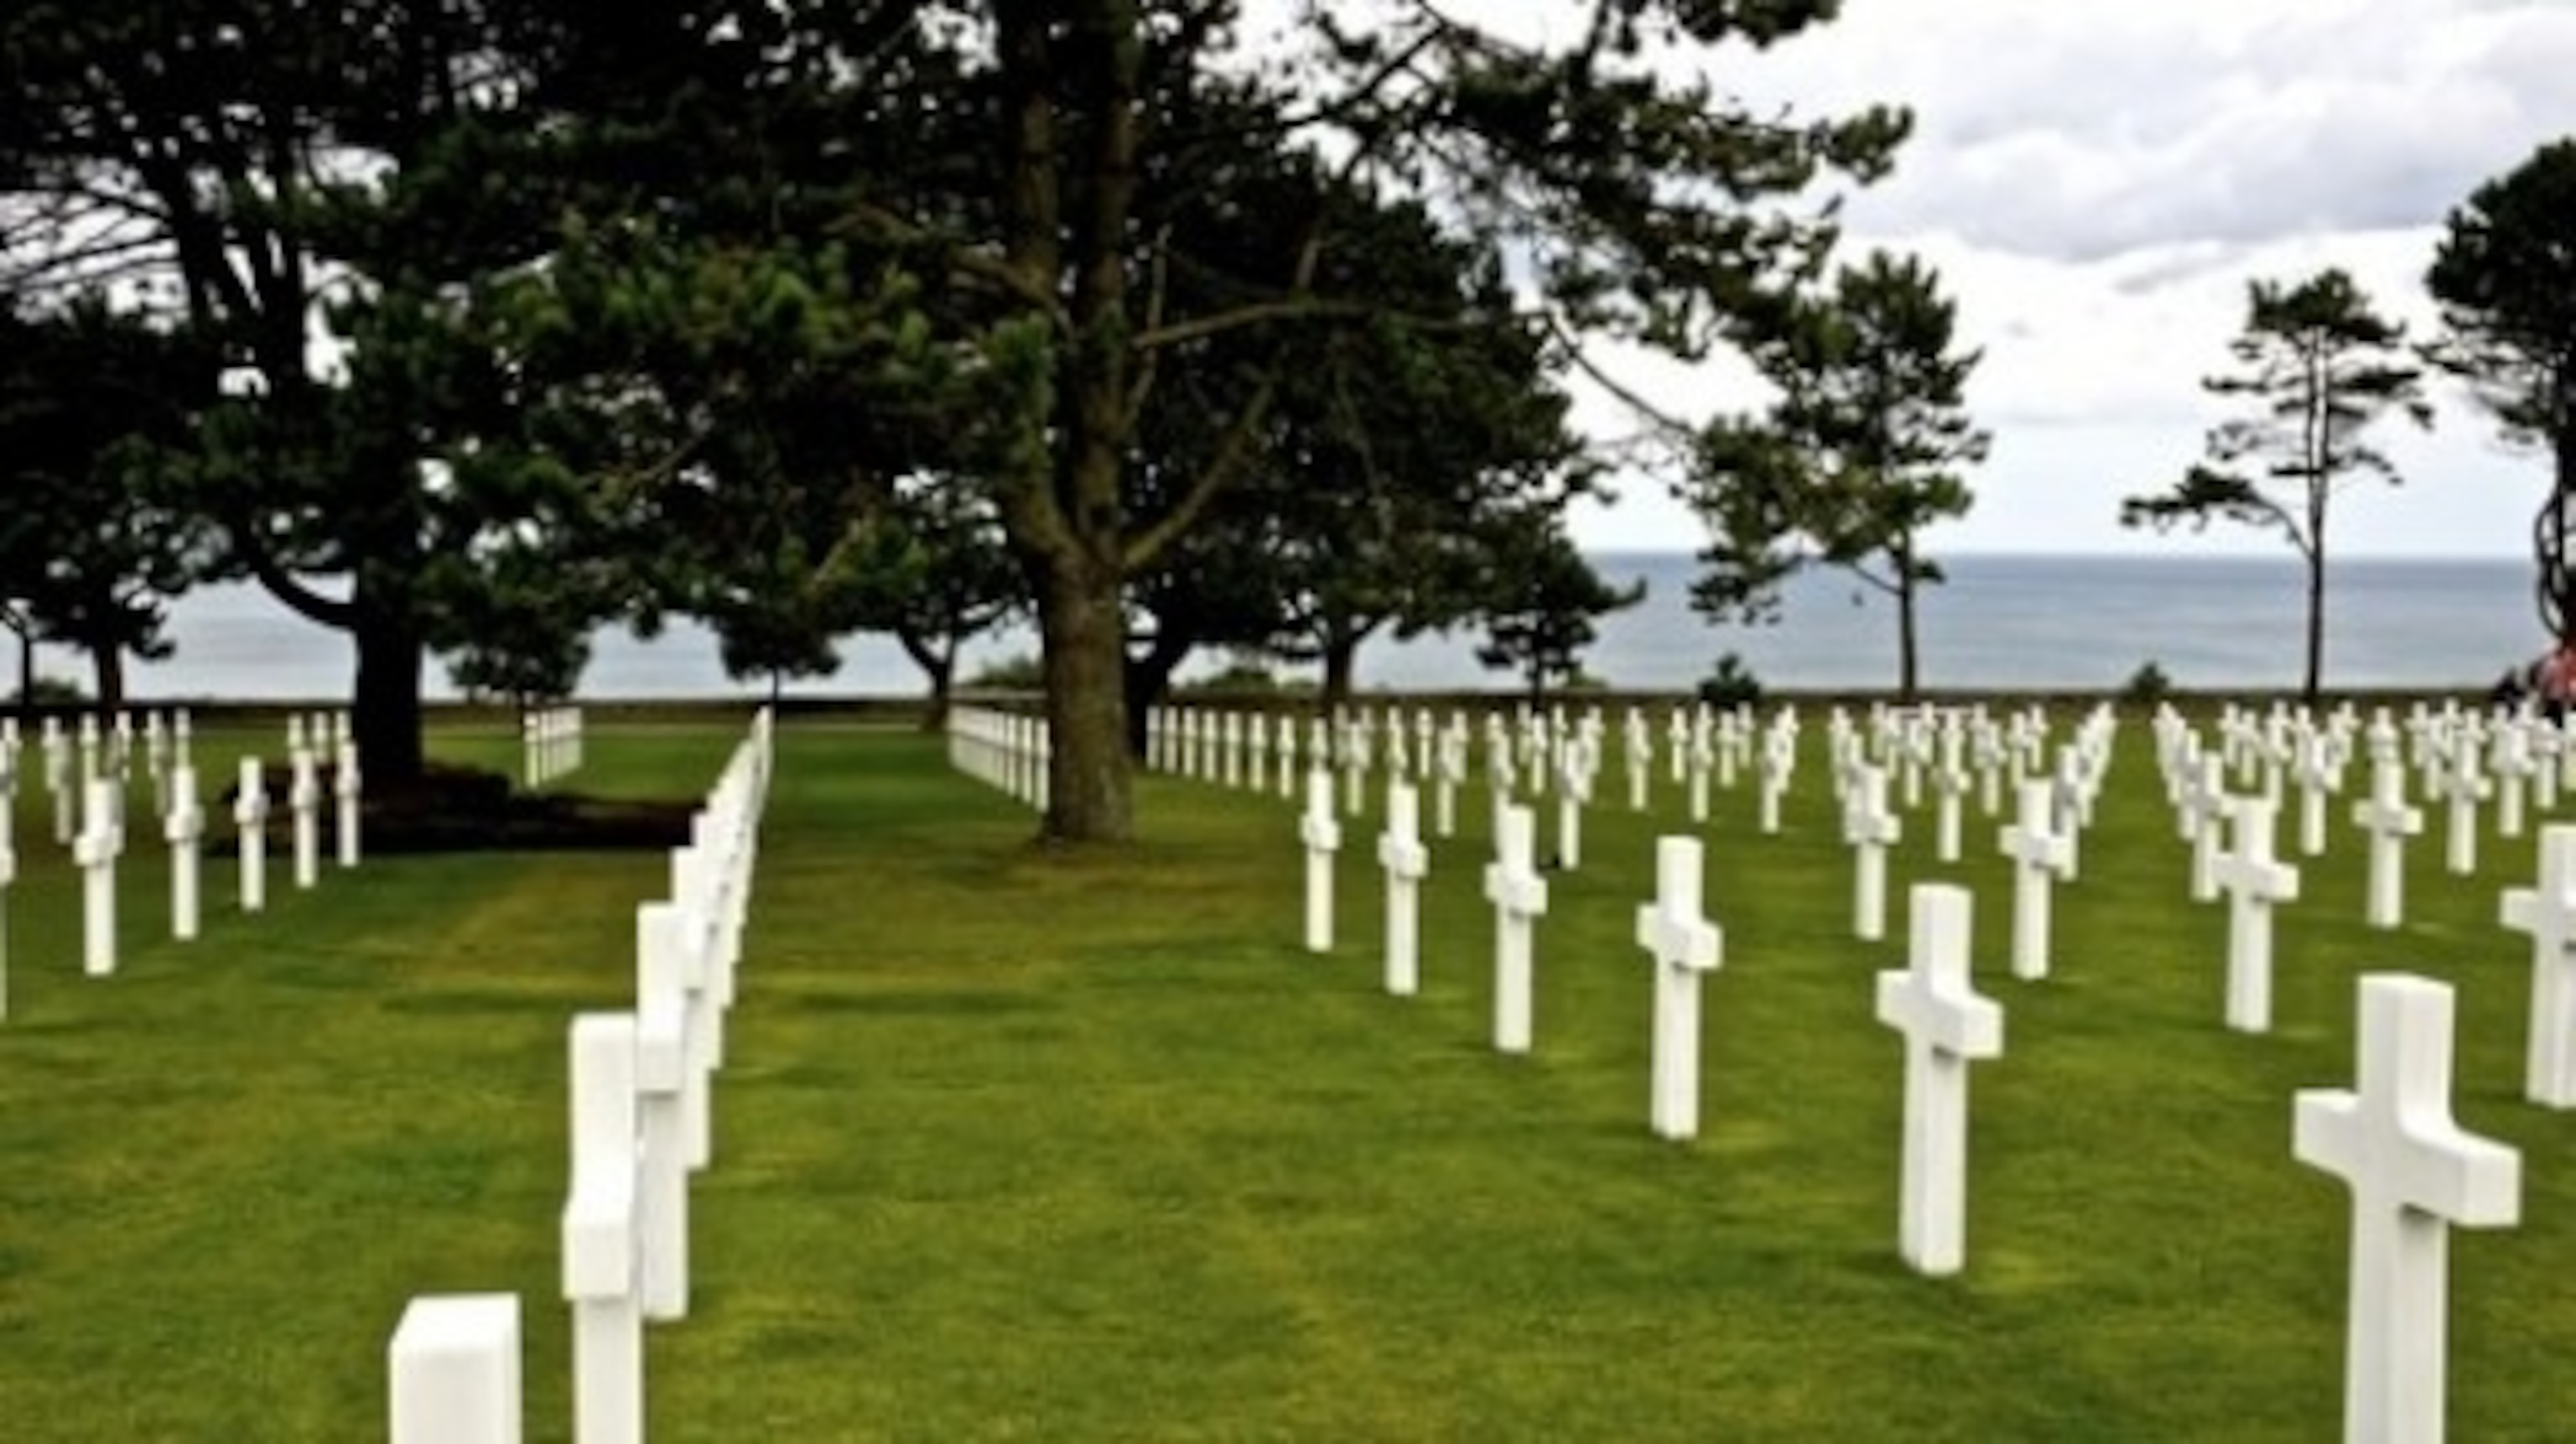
1544;0;2576;557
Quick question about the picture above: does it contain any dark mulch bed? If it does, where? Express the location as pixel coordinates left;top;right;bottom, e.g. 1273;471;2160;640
214;761;692;854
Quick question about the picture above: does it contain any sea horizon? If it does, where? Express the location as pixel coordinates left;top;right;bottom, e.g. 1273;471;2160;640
41;548;2549;705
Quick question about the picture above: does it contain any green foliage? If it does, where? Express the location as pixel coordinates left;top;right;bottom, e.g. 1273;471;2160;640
2426;138;2576;641
13;673;85;706
2427;138;2576;447
2120;268;2429;699
1689;250;1987;696
1178;658;1287;698
2122;660;2175;705
965;653;1046;691
1475;525;1644;704
1697;652;1767;708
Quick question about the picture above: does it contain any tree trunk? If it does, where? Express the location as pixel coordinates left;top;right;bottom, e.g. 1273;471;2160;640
16;623;34;719
920;647;954;734
90;642;125;713
1121;624;1194;759
351;593;426;787
1038;553;1132;843
1321;619;1359;714
1893;542;1921;703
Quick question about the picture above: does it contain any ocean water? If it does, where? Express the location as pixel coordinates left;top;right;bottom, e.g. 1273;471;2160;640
101;552;2539;703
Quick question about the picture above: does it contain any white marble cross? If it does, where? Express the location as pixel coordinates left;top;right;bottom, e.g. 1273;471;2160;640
166;763;205;942
388;1294;524;1444
1636;836;1723;1140
1434;728;1466;839
634;903;693;1321
2490;724;2533;841
2293;727;2336;858
563;1012;645;1444
1624;710;1652;812
2293;974;2520;1444
1554;741;1592;870
2179;754;2226;902
2210;794;2301;1033
1930;724;1968;864
1298;770;1341;954
1758;729;1792;835
2352;756;2423;931
2501;823;2576;1108
74;776;122;977
1842;762;1900;943
1483;803;1549;1055
236;756;269;913
2432;743;2490;877
0;775;13;1018
1875;884;2004;1277
1998;779;2072;982
335;739;363;868
290;739;322;890
1377;780;1430;997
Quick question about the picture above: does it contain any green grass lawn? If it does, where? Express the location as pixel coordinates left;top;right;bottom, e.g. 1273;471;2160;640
2;708;2570;1440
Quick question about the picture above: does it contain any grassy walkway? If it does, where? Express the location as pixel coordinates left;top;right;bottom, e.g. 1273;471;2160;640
4;714;2574;1438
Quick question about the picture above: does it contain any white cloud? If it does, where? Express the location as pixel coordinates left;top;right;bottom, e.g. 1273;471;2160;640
1561;0;2570;558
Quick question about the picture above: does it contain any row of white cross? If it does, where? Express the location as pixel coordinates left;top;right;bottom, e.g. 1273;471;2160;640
526;707;585;789
1267;696;2550;1444
387;710;772;1444
1;709;360;1017
948;708;1049;810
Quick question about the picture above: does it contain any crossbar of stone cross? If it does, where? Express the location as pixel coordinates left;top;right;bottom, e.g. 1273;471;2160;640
1377;780;1430;997
1299;770;1341;953
1484;803;1548;1055
1875;884;2003;1276
166;764;204;942
2501;823;2576;1108
1999;779;2072;981
388;1293;523;1444
2211;794;2301;1033
564;1013;645;1444
2352;756;2423;930
75;776;121;977
2293;974;2520;1444
635;903;693;1321
1637;836;1722;1140
1842;763;1899;943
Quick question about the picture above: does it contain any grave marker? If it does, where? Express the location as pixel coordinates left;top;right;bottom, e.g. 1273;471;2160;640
1377;781;1429;997
166;764;204;942
1299;771;1340;953
2294;974;2520;1444
563;1014;645;1444
2353;756;2423;931
1875;884;2003;1276
2501;824;2576;1108
74;777;121;977
236;756;269;913
388;1294;523;1444
1842;763;1899;943
1636;837;1722;1140
1483;804;1548;1055
2210;794;2301;1033
1998;780;2072;981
